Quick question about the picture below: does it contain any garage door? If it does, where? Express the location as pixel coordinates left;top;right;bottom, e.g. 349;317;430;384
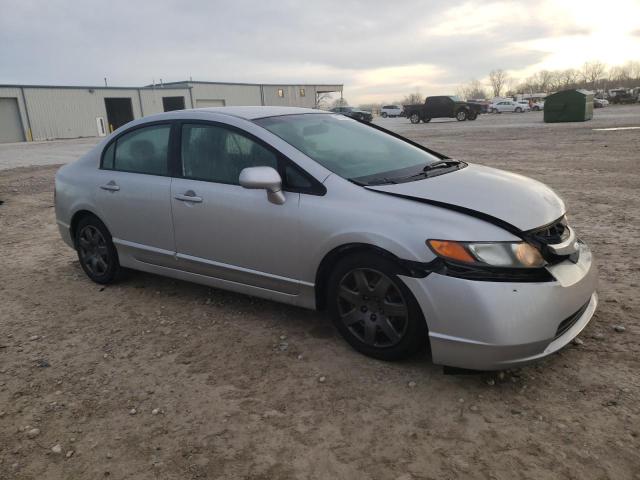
196;99;226;108
0;98;25;143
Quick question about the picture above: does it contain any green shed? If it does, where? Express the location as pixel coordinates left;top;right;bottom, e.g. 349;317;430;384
544;89;594;123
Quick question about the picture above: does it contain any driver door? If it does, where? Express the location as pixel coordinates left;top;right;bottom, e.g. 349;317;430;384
170;122;302;294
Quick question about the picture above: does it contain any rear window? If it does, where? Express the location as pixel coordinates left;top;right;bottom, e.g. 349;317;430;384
103;124;171;176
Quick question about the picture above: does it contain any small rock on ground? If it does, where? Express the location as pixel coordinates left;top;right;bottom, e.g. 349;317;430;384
613;325;626;333
51;444;62;454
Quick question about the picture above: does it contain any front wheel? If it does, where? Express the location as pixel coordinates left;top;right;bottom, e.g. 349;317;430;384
456;110;468;121
515;107;523;113
381;112;388;118
409;113;421;124
327;253;428;361
74;215;121;284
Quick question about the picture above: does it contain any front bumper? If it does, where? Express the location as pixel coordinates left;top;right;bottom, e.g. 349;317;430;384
400;242;598;370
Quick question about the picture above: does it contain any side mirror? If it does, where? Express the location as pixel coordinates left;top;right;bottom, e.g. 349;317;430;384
239;166;286;205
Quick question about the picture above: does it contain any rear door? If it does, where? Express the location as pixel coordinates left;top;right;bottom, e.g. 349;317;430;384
170;121;303;294
95;123;175;264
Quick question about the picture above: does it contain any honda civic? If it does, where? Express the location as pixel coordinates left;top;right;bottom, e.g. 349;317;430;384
55;107;598;370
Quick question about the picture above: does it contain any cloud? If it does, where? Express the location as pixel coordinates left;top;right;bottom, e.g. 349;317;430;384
1;0;639;104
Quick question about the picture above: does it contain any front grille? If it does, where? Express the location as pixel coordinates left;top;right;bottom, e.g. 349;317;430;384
555;301;590;339
525;216;572;265
529;217;570;245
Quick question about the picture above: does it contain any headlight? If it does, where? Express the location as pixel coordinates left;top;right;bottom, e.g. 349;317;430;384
427;240;545;268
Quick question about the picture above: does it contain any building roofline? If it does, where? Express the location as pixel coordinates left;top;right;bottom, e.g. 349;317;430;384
155;80;343;88
0;84;192;91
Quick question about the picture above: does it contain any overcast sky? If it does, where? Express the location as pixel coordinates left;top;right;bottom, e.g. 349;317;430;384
1;0;639;104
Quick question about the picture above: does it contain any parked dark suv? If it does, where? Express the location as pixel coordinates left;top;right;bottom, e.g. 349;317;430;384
330;106;373;122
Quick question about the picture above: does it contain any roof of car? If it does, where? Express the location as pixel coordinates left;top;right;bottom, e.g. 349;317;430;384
190;106;326;120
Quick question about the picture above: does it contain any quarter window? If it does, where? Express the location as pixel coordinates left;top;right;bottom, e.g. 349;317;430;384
181;124;278;185
105;124;171;175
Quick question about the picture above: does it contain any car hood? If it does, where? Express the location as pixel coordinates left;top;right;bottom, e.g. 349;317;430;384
366;164;565;232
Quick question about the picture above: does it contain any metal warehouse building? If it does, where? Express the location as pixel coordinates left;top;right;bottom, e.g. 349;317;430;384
0;81;342;143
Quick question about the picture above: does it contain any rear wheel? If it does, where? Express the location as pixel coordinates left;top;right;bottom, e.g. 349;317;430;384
327;253;427;361
515;107;523;113
423;117;431;123
409;113;421;124
468;111;478;120
456;109;468;121
74;215;121;284
381;112;388;118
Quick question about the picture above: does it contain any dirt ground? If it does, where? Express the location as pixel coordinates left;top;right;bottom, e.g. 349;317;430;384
1;106;639;480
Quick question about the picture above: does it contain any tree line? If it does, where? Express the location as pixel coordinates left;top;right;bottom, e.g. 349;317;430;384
459;60;640;100
354;59;640;110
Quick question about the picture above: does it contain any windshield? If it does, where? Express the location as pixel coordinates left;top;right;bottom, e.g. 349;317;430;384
255;114;442;183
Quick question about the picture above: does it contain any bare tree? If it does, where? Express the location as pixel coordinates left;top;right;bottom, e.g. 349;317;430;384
457;79;488;100
535;70;555;93
581;61;607;87
331;97;349;108
489;69;508;97
315;92;333;109
402;90;424;105
559;68;579;88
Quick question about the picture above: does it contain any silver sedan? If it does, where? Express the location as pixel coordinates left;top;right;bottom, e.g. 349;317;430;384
55;107;597;370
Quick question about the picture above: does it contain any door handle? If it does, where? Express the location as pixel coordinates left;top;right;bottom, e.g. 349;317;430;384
174;191;203;203
100;181;120;191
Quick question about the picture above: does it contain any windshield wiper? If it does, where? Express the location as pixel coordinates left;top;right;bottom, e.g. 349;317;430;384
422;159;462;172
365;177;398;185
387;160;463;183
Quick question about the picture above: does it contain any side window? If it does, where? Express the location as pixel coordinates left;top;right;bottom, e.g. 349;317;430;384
285;164;313;191
110;125;170;175
181;124;278;185
102;142;115;169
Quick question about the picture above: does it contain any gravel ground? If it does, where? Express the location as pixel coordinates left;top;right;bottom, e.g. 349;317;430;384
0;106;639;480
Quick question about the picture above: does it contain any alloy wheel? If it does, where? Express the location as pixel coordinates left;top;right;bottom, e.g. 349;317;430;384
77;225;110;276
337;268;409;348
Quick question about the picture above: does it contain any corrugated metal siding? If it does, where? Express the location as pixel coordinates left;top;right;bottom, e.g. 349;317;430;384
0;82;342;142
0;87;29;139
139;88;192;115
191;84;262;107
22;88;142;140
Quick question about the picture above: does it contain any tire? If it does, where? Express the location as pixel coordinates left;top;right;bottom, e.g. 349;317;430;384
532;106;540;111
468;111;478;121
381;112;388;118
409;113;421;124
515;107;522;113
456;109;468;121
327;253;428;361
74;215;121;284
423;117;431;123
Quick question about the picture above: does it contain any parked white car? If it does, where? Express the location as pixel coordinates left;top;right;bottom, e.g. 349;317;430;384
380;105;403;118
531;101;545;111
490;100;530;113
